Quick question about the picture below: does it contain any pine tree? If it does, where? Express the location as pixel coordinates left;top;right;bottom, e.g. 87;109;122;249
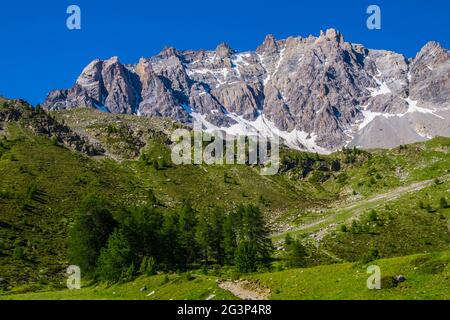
119;205;164;262
196;207;225;266
233;205;273;271
139;256;156;276
196;213;212;266
161;211;180;269
223;211;239;265
235;240;257;273
239;205;273;267
96;230;134;282
68;196;116;275
178;201;198;269
284;234;307;268
210;207;225;264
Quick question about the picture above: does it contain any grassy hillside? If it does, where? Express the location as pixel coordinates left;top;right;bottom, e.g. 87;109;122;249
2;251;448;300
272;178;450;264
1;101;449;297
249;251;450;300
1;273;237;300
0;103;313;288
0;121;150;287
320;179;450;262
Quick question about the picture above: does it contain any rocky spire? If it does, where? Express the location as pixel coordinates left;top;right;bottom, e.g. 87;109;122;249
319;28;345;43
256;34;279;55
215;43;235;59
159;46;179;59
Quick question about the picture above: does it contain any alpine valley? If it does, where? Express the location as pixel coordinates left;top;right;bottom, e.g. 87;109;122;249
0;29;449;301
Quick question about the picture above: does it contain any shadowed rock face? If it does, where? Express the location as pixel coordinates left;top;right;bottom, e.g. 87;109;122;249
43;29;450;153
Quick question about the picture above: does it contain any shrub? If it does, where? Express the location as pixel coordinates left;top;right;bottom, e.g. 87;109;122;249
258;195;268;205
139;256;157;276
160;274;170;285
51;137;59;146
283;235;308;268
368;210;378;222
235;241;257;273
106;124;118;134
13;246;24;260
416;259;447;275
381;276;398;289
224;172;230;183
182;272;195;281
350;220;360;234
96;230;134;283
230;271;242;281
368;176;377;186
120;262;135;283
152;160;159;171
426;204;437;213
0;189;13;199
440;197;449;209
336;173;348;184
418;201;425;209
27;183;38;200
361;247;379;263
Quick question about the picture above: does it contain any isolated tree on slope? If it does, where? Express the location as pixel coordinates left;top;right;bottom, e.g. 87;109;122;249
283;234;308;268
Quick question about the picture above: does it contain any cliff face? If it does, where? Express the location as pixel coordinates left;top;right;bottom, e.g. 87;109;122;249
43;29;450;153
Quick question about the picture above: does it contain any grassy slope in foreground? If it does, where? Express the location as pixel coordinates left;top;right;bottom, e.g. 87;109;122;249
249;251;450;300
2;251;449;300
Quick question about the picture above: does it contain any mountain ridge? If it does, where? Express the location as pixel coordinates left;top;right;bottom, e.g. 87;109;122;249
43;29;450;153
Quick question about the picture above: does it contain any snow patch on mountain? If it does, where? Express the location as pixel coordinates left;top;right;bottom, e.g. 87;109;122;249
403;98;444;119
186;107;330;153
367;71;392;97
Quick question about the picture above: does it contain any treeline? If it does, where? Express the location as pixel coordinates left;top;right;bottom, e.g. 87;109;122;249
68;194;273;283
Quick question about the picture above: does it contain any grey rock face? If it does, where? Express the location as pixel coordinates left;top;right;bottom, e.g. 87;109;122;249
410;41;450;109
43;29;450;152
45;57;140;114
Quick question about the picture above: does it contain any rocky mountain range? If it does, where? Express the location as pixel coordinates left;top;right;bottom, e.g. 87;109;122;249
43;29;450;153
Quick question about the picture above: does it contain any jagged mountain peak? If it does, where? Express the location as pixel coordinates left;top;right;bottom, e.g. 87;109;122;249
319;28;345;43
159;46;179;59
43;30;450;153
415;41;448;63
419;40;444;53
215;42;235;58
256;34;279;54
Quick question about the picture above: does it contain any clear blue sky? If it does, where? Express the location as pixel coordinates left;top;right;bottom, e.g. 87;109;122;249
0;0;448;105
